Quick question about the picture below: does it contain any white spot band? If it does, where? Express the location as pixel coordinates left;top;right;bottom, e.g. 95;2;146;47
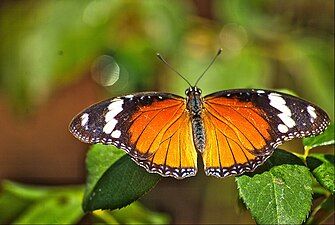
103;99;124;134
268;93;296;129
307;105;317;119
111;130;121;138
81;113;89;126
277;124;289;133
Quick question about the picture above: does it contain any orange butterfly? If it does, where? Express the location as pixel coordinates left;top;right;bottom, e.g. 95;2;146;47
69;50;330;179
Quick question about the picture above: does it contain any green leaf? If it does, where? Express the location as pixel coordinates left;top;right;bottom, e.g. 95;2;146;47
0;192;30;224
313;163;334;195
1;179;167;224
2;181;51;201
13;187;83;224
0;189;31;224
0;181;84;224
112;202;170;224
306;154;334;170
91;202;170;224
0;181;51;223
303;123;334;149
84;144;126;201
307;154;334;194
83;145;161;212
236;165;313;225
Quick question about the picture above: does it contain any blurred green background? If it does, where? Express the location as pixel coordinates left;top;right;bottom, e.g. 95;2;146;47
0;0;333;224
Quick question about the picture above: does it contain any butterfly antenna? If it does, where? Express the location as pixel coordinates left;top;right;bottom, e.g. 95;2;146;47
156;53;192;87
194;48;222;87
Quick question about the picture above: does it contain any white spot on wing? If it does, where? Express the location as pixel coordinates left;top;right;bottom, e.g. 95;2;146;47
307;105;317;123
268;94;288;113
278;124;289;133
103;99;124;134
103;120;117;134
278;114;296;128
125;94;134;99
268;93;296;129
111;130;121;138
105;100;124;122
257;90;265;94
81;113;89;126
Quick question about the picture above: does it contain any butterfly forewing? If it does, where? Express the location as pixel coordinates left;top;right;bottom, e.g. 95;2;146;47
202;89;330;177
69;92;198;178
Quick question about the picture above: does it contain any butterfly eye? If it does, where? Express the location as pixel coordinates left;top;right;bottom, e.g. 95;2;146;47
192;86;202;94
185;89;190;95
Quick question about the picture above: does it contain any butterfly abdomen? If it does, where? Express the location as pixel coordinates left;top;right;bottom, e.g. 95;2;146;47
192;116;206;153
186;87;207;153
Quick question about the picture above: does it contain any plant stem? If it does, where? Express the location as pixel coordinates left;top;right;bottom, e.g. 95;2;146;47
303;146;311;160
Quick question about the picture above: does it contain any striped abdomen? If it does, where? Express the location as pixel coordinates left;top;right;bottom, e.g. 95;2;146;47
192;116;206;153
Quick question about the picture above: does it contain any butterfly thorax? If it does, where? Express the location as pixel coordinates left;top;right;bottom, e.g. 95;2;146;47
186;87;206;153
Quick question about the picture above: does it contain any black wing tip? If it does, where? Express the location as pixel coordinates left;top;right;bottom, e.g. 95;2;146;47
69;125;93;144
68;116;97;144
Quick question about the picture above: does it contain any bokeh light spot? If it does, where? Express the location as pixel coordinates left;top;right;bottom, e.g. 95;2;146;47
82;0;112;26
220;24;248;55
91;55;120;86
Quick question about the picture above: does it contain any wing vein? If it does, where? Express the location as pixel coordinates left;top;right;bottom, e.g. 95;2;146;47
205;104;257;150
159;113;189;144
250;108;277;135
206;101;256;108
139;103;183;112
132;109;164;148
163;138;172;170
206;113;249;161
178;125;182;170
225;135;237;164
144;104;184;154
214;127;222;168
229;107;268;144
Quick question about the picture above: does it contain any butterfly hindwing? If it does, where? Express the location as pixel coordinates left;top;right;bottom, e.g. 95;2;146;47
202;89;330;177
69;92;198;178
133;111;198;178
202;106;271;177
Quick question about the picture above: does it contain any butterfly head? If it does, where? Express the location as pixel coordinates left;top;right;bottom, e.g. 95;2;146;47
185;86;202;96
186;86;203;116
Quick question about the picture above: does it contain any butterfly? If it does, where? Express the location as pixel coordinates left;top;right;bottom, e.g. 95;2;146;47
69;49;330;179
